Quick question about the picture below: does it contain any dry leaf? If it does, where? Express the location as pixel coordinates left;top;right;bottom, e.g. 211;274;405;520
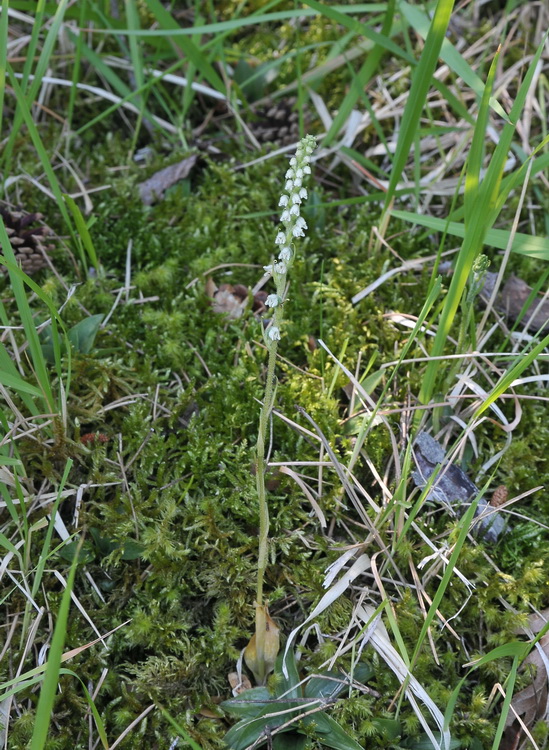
197;706;223;719
481;272;549;333
244;608;280;685
138;154;198;204
211;284;248;319
503;609;549;750
228;672;252;695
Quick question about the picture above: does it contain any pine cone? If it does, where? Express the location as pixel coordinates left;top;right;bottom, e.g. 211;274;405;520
0;205;53;275
490;485;509;508
249;96;301;147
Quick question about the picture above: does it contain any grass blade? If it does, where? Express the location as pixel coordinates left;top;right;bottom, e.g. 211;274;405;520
2;0;70;169
0;0;9;139
420;34;548;403
322;0;396;147
391;209;549;259
382;0;455;211
30;499;78;750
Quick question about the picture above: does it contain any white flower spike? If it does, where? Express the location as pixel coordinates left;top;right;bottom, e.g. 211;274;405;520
264;134;316;343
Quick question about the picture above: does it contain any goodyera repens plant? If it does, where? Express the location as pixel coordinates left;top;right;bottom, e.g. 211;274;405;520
244;135;317;685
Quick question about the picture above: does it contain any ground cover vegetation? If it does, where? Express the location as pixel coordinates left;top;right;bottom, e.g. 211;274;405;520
1;0;549;748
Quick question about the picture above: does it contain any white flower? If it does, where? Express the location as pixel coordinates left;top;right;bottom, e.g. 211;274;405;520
295;168;303;178
299;188;308;200
289;204;300;217
285;180;293;191
289;157;297;166
295;217;307;230
274;261;287;275
278;247;291;261
279;195;289;207
303;165;311;174
285;169;294;179
291;193;301;204
292;225;305;238
265;294;281;308
293;177;302;188
268;326;281;341
263;264;273;275
275;231;286;244
280;209;291;223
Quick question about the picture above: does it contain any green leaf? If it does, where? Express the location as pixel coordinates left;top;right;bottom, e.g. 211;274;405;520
383;0;456;211
372;718;402;740
305;663;373;702
221;687;272;719
142;0;226;94
63;194;100;273
68;314;104;354
159;707;203;750
305;671;347;701
0;369;43;398
302;711;364;750
57;540;95;564
224;713;290;750
275;650;301;701
0;456;23;467
121;540;146;560
90;528;119;556
391;209;549;259
404;733;461;749
322;0;396;147
30;532;79;749
233;59;268;102
399;1;508;121
273;733;307;750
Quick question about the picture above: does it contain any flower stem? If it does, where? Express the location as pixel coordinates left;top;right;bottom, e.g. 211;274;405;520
254;330;279;681
250;135;316;684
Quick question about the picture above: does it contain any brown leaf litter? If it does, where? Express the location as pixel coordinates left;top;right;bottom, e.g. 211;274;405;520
502;608;549;750
481;272;549;333
138;154;198;205
206;277;268;320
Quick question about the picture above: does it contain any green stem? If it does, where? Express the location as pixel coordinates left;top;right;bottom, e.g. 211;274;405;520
254;329;279;680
